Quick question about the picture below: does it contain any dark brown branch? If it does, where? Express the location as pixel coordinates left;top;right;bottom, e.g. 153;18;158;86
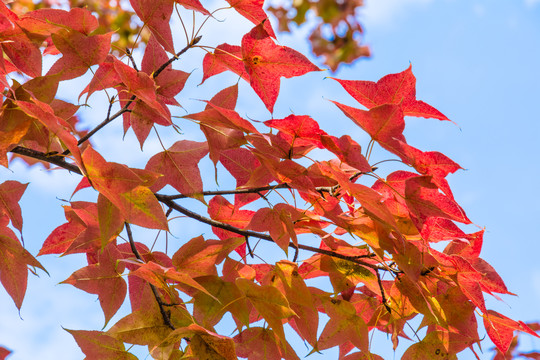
125;222;175;330
157;183;290;200
125;48;139;72
156;194;387;271
9;147;392;274
10;146;82;175
376;270;392;314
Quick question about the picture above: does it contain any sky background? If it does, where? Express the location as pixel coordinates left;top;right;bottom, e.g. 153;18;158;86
0;0;540;359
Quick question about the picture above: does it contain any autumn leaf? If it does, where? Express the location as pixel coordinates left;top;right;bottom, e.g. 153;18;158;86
225;0;276;38
241;22;321;112
201;44;248;84
66;329;137;360
47;29;112;81
129;0;174;53
330;65;449;121
61;242;127;325
82;147;168;230
234;327;301;360
0;225;44;309
402;331;457;360
236;277;296;344
0;181;27;234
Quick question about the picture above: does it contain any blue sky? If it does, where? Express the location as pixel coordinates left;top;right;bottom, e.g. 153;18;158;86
0;0;539;359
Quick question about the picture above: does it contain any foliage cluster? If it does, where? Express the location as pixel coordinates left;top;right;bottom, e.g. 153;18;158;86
0;1;536;359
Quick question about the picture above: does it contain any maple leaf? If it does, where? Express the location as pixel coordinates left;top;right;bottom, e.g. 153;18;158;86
62;243;127;325
66;329;137;360
0;181;27;234
241;22;321;112
330;101;405;154
192;275;251;328
82;147;168;230
330;65;449;121
47;30;112;81
207;195;254;243
236;277;296;344
234;327;300;360
201;44;248;84
145;140;209;202
225;0;276;38
25;8;99;35
402;331;457;360
247;206;297;252
129;0;174;53
0;346;10;360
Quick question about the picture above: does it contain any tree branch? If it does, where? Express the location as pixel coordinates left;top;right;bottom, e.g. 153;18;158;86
125;222;176;330
9;147;391;274
10;146;82;175
155;194;387;272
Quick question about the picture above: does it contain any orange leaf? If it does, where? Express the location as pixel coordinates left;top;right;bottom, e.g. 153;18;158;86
66;329;137;360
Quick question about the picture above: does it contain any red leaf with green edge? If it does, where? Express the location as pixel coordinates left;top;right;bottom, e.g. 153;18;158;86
236;278;296;344
158;324;236;360
330;65;449;121
484;310;539;354
146;140;208;202
141;35;190;104
0;346;10;360
321;135;372;172
241;22;321;112
225;0;276;38
25;8;98;35
274;261;319;346
130;0;174;53
82;147;168;230
66;329;137;360
15;99;84;169
200;44;248;85
234;327;300;360
97;194;124;247
318;297;369;353
62;243;126;326
247;207;297;252
405;175;471;225
402;331;457;360
0;181;27;234
265;114;327;148
330;100;405;154
172;235;244;279
192;275;251;328
176;0;211;15
0;225;44;309
47;30;111;81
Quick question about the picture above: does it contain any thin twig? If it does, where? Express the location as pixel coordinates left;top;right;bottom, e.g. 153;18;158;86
153;35;202;79
376;270;392;314
125;222;176;330
125;48;140;72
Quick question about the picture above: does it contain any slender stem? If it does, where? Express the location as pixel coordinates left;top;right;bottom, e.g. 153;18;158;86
153;35;202;79
125;222;175;330
376;270;392;314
